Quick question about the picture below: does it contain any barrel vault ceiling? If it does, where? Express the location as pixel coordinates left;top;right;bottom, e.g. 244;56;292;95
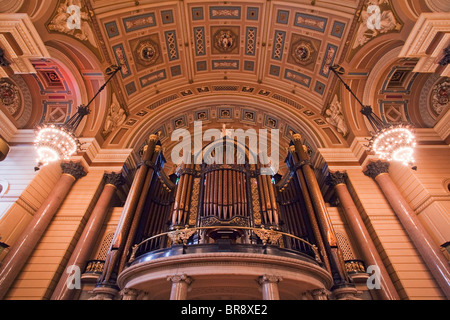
2;0;448;162
68;0;363;150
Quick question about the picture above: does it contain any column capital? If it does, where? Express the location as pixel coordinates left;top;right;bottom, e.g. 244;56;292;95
167;274;193;285
120;287;144;300
257;274;283;285
61;161;87;180
309;288;330;300
363;160;390;179
326;171;347;187
104;172;126;188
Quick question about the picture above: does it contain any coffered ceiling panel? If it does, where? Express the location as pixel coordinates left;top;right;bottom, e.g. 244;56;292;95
92;0;357;113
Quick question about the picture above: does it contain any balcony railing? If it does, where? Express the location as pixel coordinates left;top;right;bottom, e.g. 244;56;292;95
128;225;322;265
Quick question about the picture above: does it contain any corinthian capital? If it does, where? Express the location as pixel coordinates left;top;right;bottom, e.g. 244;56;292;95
363;160;390;179
61;161;87;180
104;172;126;188
258;274;283;285
326;171;347;187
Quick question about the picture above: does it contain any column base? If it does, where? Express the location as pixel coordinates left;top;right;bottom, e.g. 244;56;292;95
331;285;360;300
90;284;120;300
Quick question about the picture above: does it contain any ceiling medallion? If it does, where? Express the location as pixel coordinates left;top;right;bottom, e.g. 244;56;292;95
430;79;449;116
0;80;21;117
214;29;237;53
291;41;315;65
137;40;160;65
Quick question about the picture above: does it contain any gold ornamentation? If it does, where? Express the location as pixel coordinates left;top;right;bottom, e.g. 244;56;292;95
253;226;282;245
250;178;261;225
188;178;200;225
168;226;196;245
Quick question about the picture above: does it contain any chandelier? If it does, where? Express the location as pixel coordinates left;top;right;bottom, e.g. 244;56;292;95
330;65;417;169
34;65;121;170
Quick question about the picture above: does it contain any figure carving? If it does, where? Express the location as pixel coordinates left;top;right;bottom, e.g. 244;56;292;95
103;93;127;135
353;0;401;49
325;95;348;137
48;0;98;48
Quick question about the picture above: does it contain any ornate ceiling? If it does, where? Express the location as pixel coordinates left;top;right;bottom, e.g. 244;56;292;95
0;0;449;167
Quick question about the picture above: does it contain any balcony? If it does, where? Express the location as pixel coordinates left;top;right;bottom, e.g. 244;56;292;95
117;226;333;300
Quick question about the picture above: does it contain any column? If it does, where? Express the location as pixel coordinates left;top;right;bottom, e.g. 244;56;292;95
167;274;193;300
291;133;350;288
119;145;161;272
258;275;282;300
326;171;400;300
96;134;159;288
51;172;125;300
0;161;86;299
364;160;450;299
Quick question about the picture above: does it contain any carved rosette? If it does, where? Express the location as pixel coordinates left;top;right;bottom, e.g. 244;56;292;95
61;161;87;180
325;171;347;187
363;160;390;179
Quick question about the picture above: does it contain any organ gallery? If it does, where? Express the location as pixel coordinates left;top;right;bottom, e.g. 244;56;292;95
0;0;449;301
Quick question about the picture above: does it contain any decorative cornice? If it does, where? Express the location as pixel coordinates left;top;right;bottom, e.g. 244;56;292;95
363;160;389;179
326;171;348;187
61;161;87;180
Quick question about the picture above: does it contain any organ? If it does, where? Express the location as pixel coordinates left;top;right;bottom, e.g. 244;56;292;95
97;134;352;296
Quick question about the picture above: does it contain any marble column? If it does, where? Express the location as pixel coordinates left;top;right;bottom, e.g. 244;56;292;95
167;274;193;300
326;171;399;300
258;274;282;300
51;172;125;300
0;161;86;299
364;160;450;299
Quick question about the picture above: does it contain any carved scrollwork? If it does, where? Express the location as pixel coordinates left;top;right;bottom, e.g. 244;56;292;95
200;216;250;227
253;226;283;245
167;226;196;245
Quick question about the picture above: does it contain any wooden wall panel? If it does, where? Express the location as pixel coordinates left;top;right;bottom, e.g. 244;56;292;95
345;169;445;300
4;170;104;300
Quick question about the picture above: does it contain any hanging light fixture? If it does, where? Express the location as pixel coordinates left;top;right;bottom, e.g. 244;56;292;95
34;65;121;170
330;65;417;170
